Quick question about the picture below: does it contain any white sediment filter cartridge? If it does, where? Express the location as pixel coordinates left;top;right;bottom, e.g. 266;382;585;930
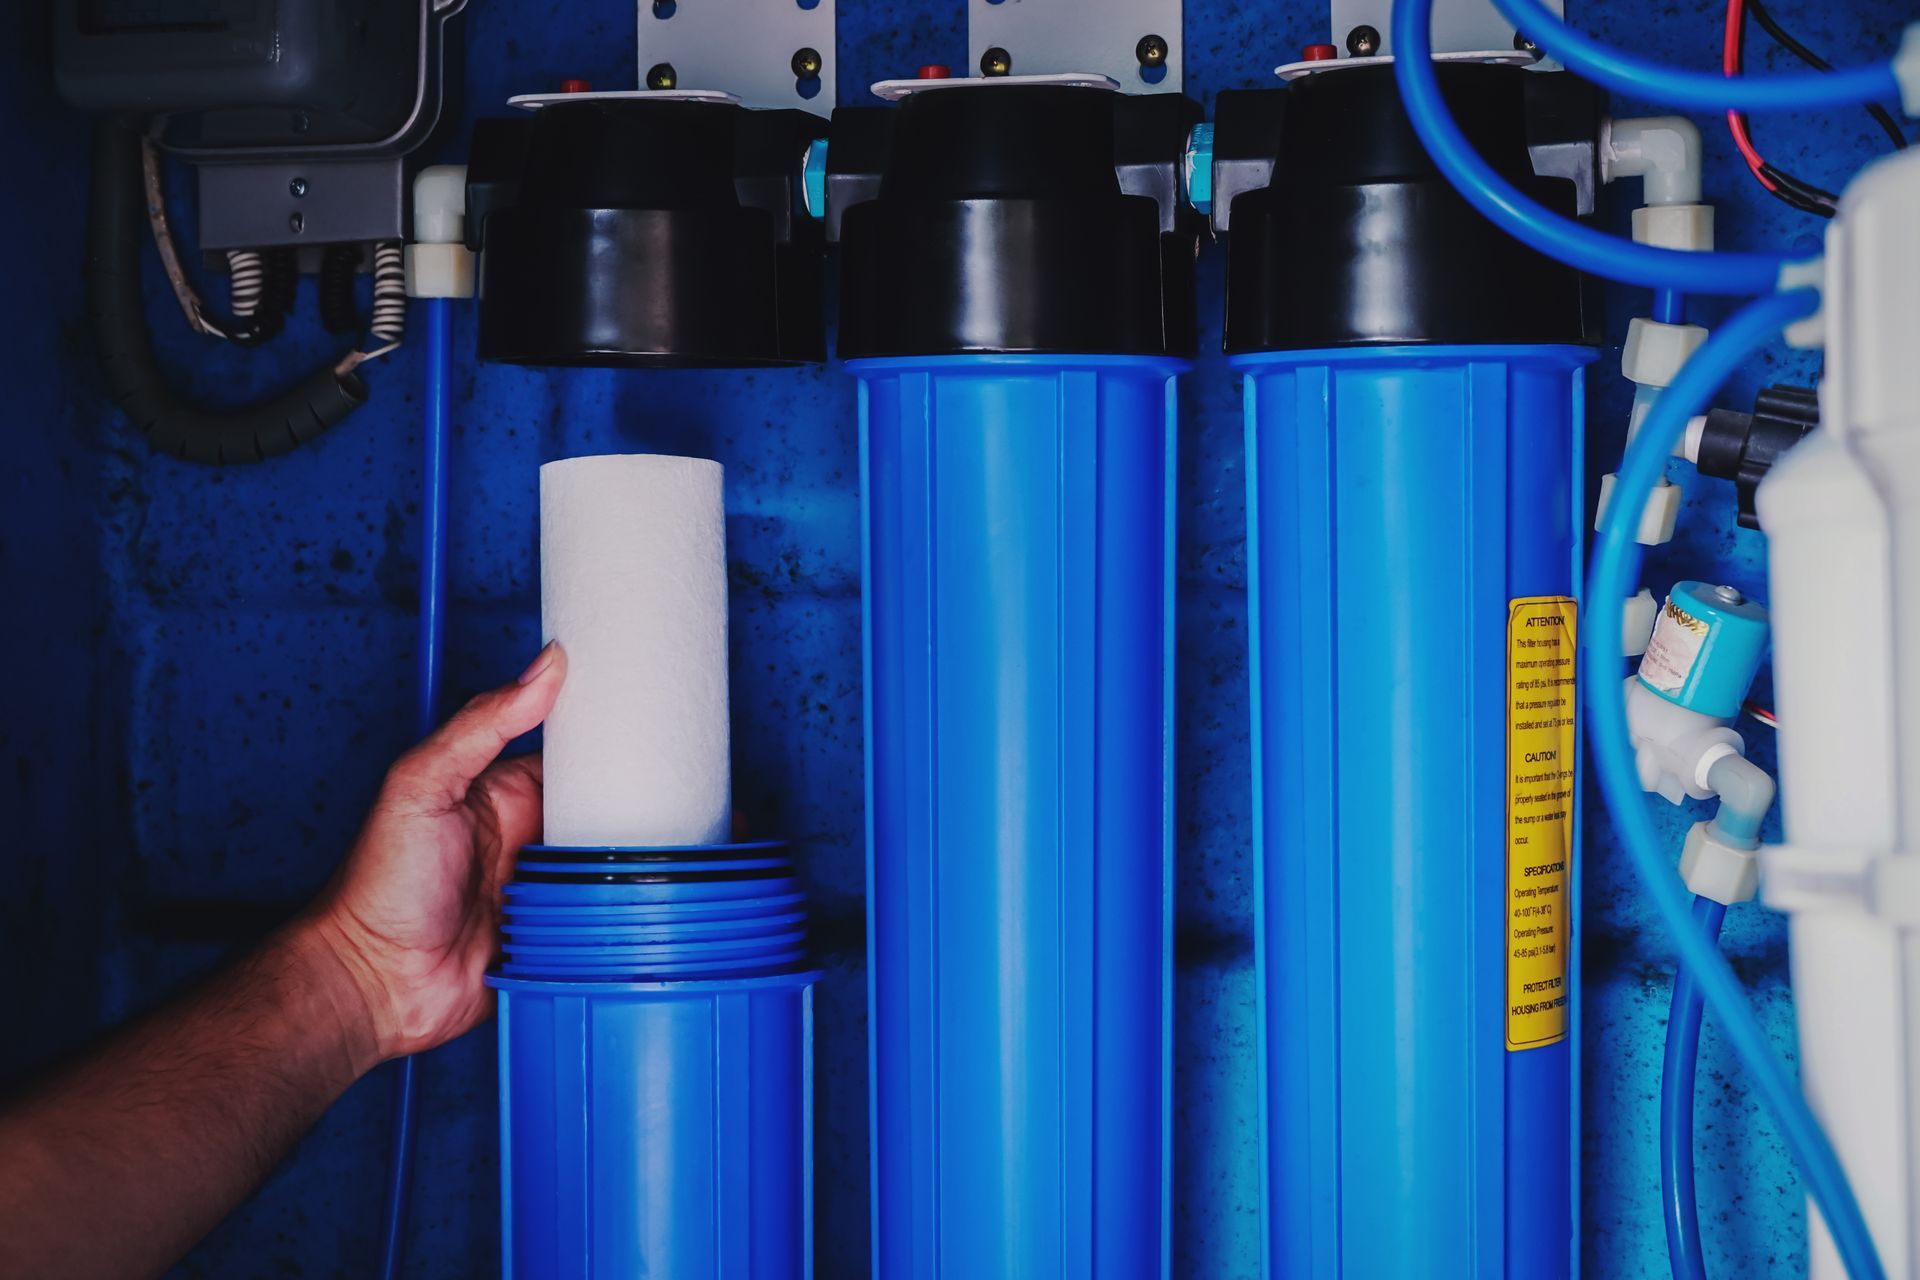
539;454;731;847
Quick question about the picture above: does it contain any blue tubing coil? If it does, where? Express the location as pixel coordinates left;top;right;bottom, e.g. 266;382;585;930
1238;345;1593;1279
852;354;1185;1279
488;843;819;1278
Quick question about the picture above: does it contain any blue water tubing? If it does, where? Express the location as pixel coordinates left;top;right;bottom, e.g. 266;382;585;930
379;294;452;1280
1585;286;1885;1280
1663;895;1730;1280
1391;0;1794;295
489;842;819;1279
1490;0;1905;114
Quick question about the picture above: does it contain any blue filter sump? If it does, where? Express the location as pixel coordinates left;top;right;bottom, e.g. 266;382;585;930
1239;345;1591;1277
488;843;819;1279
852;354;1182;1278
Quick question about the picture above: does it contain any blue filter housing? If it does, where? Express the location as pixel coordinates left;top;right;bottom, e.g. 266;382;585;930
853;354;1182;1278
1239;345;1592;1277
487;844;819;1279
835;80;1201;1279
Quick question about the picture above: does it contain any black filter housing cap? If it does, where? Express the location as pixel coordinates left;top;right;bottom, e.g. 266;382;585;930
1224;64;1601;352
475;98;824;368
835;87;1201;359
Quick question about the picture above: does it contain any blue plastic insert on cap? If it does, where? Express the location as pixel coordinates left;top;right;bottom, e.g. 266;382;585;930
1636;580;1770;718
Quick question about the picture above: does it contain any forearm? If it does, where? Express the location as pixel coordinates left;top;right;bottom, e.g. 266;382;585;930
0;917;380;1280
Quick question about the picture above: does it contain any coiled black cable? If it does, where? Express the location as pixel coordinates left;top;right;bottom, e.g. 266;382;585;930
89;119;366;464
319;243;364;334
229;248;298;346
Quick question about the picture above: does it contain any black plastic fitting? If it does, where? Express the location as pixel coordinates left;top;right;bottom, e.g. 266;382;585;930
1698;383;1820;530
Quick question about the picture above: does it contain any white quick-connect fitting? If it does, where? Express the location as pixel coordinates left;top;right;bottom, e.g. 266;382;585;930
406;164;475;299
1623;587;1658;658
1776;254;1826;350
1898;23;1920;119
1597;471;1682;544
1675;414;1709;464
1632;204;1715;252
1598;328;1710;545
1624;676;1746;804
1680;819;1761;904
1623;319;1710;389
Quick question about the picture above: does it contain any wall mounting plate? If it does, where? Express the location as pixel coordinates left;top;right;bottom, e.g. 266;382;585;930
869;71;1119;101
1274;48;1534;79
509;89;742;109
1326;0;1564;58
968;0;1183;95
636;0;835;116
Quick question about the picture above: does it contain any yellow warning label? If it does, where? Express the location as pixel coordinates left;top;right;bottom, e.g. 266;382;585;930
1505;596;1577;1051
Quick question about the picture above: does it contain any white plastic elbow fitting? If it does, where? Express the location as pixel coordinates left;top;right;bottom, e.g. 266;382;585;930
405;164;475;299
1624;676;1745;805
1604;116;1704;207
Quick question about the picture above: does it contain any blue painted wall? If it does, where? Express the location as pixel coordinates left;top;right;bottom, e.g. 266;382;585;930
0;1;1907;1275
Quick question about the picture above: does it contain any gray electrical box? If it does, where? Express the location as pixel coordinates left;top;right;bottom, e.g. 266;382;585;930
54;0;466;249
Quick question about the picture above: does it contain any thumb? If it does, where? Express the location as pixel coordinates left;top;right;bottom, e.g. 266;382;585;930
384;644;566;810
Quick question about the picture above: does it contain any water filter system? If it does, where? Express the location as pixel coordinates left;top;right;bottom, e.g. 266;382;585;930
54;0;1920;1275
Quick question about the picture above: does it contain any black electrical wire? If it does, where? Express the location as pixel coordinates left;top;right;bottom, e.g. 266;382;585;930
89;119;366;464
1746;0;1909;150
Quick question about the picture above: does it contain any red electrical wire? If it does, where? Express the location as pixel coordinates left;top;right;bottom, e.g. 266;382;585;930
1724;0;1777;190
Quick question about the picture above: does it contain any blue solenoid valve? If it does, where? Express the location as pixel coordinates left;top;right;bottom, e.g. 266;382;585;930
1636;580;1770;719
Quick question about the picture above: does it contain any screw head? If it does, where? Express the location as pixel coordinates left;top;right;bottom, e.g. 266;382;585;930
646;62;678;90
288;177;308;198
1135;33;1168;68
288;211;305;234
1713;584;1746;605
791;46;822;79
1345;24;1380;57
980;46;1012;76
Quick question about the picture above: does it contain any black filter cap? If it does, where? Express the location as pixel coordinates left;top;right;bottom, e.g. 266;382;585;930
474;98;825;367
1224;64;1602;352
835;87;1202;359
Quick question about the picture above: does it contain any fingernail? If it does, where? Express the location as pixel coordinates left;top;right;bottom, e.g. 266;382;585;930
517;642;559;686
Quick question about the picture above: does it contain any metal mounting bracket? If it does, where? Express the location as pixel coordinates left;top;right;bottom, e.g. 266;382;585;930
1326;0;1564;59
636;0;836;116
968;0;1183;95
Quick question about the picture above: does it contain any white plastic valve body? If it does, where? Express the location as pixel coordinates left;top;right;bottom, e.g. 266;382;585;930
1622;676;1744;805
1757;145;1920;1280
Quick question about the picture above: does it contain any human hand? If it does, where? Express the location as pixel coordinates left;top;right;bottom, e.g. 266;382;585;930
308;643;566;1062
